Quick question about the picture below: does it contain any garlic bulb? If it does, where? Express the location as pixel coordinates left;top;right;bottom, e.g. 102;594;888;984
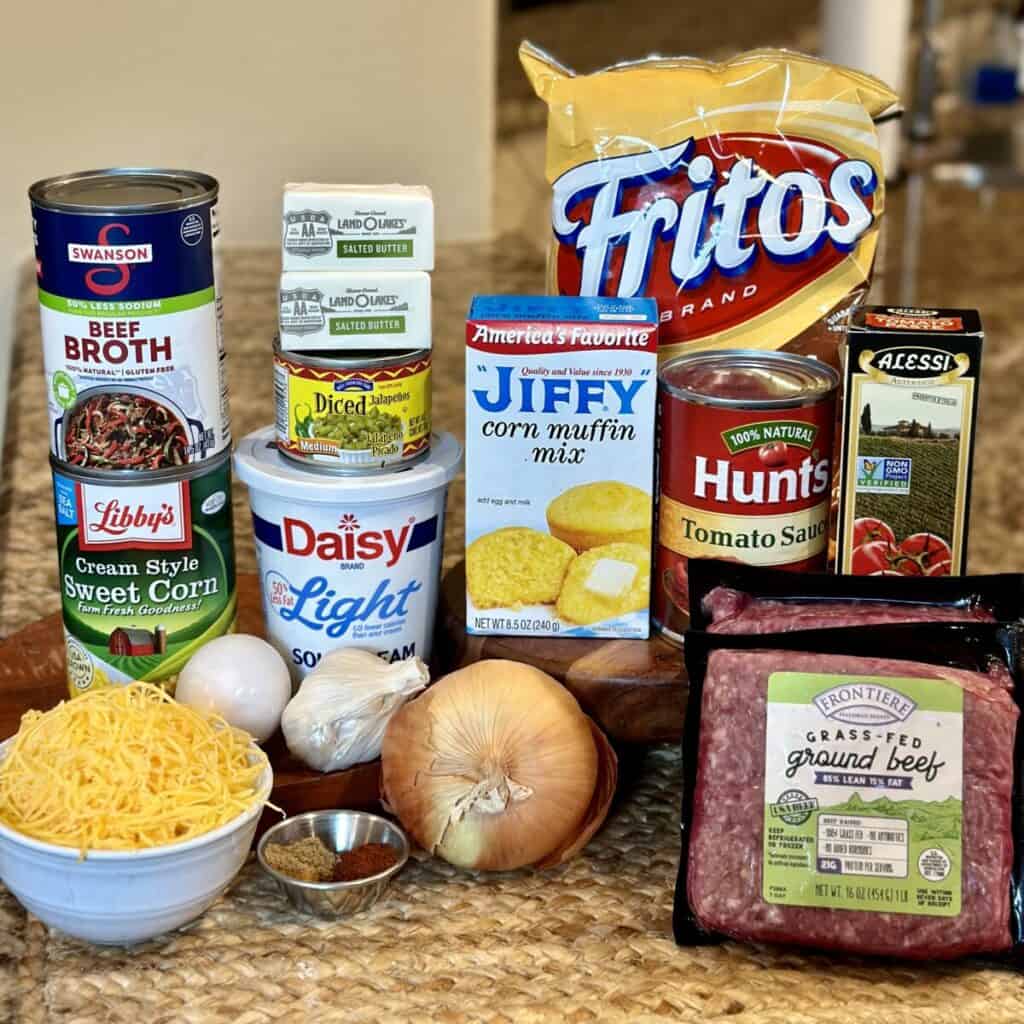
381;659;617;871
281;648;429;773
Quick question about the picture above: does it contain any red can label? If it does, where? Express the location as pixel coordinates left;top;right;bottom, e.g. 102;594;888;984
654;393;835;636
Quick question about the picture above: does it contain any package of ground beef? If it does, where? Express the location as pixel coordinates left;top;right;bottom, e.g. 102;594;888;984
520;45;899;364
675;624;1024;961
685;559;1024;635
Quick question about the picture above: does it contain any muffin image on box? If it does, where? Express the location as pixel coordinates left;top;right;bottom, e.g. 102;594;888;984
556;542;650;625
467;527;576;609
546;482;651;553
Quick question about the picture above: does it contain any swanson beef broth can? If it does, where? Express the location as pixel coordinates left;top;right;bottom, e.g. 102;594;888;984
30;169;229;470
50;451;237;697
654;350;839;644
273;342;431;473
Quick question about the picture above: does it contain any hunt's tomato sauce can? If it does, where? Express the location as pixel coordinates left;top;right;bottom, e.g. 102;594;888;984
654;350;838;644
30;169;229;471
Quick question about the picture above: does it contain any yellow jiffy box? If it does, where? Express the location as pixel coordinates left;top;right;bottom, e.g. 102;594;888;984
465;296;658;638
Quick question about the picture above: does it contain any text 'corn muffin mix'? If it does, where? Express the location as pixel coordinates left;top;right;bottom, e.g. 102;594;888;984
465;296;657;638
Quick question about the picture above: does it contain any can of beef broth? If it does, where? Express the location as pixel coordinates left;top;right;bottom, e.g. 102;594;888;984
654;350;839;644
273;342;431;473
51;451;237;697
30;168;229;470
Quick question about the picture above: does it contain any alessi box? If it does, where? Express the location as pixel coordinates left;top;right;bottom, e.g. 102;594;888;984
51;451;237;697
654;350;838;643
836;306;983;577
465;295;658;639
30;168;230;469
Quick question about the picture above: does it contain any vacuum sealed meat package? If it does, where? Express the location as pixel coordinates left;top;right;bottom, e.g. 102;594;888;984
675;624;1024;961
686;559;1024;635
520;45;899;362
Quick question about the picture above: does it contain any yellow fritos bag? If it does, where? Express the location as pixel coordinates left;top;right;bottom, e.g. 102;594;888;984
520;44;899;362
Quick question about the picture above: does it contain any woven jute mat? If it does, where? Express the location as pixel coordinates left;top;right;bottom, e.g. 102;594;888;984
5;222;1024;1020
3;747;1023;1024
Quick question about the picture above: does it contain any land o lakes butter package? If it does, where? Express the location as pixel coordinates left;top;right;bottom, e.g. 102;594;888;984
465;295;658;638
278;269;431;352
282;183;434;272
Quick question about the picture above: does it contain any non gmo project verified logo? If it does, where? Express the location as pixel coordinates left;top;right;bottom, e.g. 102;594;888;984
856;456;912;494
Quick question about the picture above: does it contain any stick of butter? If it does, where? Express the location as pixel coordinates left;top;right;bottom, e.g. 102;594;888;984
278;270;431;352
584;558;638;599
282;183;434;271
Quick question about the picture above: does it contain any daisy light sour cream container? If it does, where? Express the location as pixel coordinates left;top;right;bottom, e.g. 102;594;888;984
234;428;461;681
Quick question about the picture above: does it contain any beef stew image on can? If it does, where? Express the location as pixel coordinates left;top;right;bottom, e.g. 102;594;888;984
30;168;230;469
654;350;838;644
51;451;237;696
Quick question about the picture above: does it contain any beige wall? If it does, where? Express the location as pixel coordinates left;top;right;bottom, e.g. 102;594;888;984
1;0;496;247
0;0;496;450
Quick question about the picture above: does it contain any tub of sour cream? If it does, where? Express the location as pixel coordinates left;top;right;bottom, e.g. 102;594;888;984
234;427;462;681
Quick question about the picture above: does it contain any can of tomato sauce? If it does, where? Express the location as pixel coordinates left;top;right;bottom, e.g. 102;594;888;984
654;350;839;644
30;168;229;470
273;341;431;473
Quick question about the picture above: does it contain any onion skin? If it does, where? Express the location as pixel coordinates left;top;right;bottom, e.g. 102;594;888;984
534;719;617;869
381;659;614;871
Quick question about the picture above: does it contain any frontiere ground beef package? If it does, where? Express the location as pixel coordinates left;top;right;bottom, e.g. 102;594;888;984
675;623;1024;961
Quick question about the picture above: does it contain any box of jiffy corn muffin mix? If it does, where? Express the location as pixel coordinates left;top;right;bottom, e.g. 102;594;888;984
465;295;658;638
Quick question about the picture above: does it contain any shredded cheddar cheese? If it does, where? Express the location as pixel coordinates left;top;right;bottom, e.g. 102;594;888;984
0;683;266;854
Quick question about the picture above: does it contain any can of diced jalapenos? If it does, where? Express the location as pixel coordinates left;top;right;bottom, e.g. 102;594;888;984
273;340;432;473
50;451;237;697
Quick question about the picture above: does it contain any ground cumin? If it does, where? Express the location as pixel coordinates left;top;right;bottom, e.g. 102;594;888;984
264;836;336;882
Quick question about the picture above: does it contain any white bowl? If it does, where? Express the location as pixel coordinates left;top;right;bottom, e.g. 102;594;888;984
0;737;272;945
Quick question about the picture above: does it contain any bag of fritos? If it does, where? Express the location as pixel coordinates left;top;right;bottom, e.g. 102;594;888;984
520;44;899;364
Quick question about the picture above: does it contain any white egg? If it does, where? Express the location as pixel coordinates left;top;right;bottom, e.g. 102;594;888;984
176;634;292;743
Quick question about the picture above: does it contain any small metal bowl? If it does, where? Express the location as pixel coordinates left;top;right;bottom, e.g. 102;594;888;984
257;810;409;918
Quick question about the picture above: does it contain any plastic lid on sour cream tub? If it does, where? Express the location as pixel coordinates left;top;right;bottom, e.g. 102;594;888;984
234;428;462;502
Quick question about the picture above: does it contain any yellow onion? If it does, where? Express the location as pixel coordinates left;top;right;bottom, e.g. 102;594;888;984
381;659;617;871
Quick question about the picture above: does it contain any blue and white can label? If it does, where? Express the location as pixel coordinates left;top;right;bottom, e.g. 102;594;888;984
31;170;230;470
234;428;462;684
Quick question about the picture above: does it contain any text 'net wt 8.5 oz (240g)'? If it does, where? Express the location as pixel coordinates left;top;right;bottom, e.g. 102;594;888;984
520;45;900;363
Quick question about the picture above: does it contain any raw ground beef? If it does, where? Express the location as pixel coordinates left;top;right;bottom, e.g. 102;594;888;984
705;586;996;634
687;649;1017;958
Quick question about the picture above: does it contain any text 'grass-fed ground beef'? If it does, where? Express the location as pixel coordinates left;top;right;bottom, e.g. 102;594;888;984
683;649;1016;959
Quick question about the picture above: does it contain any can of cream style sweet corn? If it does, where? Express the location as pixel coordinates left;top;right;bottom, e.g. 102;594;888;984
50;451;237;697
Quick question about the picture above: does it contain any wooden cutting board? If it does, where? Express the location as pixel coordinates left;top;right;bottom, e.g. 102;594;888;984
0;575;382;829
435;562;687;744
